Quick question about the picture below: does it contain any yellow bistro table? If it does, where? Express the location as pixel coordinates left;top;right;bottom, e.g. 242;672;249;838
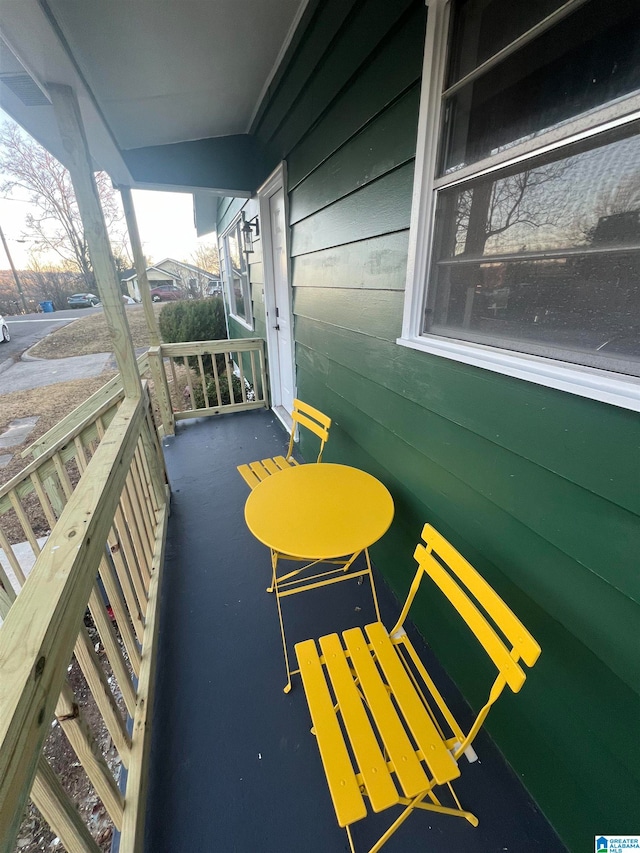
245;463;394;691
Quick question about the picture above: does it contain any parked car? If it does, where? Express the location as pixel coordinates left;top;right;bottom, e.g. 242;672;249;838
0;314;9;342
67;292;100;308
150;283;185;302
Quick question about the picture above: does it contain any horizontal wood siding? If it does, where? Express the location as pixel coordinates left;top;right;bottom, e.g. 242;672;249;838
223;0;640;849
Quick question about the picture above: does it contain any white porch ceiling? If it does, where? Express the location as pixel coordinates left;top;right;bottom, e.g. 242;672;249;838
0;0;306;181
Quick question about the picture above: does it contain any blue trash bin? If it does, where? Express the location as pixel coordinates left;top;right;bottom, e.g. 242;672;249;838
40;300;54;313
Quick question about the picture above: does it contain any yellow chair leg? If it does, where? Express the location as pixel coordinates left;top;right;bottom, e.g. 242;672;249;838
271;549;294;693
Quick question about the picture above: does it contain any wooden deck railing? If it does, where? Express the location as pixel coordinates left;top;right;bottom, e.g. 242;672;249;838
21;338;269;454
0;383;168;853
157;337;268;429
0;336;268;851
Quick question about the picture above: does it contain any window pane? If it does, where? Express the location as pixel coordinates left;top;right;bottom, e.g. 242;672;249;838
426;135;640;374
440;0;640;173
447;0;564;86
441;135;640;259
227;224;248;321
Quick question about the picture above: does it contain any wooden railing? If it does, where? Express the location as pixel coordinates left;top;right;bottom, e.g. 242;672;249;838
0;384;168;853
21;339;269;452
156;338;268;430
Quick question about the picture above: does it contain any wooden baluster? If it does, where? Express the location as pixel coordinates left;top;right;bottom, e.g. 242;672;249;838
112;503;148;621
31;758;102;853
142;408;168;507
224;351;235;405
131;449;155;553
88;583;136;718
74;627;131;767
237;352;248;404
183;356;197;411
95;417;148;622
122;475;152;583
249;349;258;401
30;470;59;529
52;452;74;500
211;351;223;407
136;438;159;516
0;526;25;588
8;490;41;559
55;682;125;830
169;356;180;411
197;353;210;409
259;342;269;406
99;546;142;672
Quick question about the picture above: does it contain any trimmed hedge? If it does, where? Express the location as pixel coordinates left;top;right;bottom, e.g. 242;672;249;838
159;297;226;344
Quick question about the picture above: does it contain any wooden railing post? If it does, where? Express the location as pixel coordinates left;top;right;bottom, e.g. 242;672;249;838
119;185;161;347
148;346;175;437
48;84;141;400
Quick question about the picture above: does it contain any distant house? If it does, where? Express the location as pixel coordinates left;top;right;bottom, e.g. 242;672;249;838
121;259;220;301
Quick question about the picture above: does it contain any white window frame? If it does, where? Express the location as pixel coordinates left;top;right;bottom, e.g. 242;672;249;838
221;215;254;331
400;0;640;412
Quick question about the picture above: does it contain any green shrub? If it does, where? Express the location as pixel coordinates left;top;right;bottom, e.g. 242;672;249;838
159;297;226;344
192;372;244;409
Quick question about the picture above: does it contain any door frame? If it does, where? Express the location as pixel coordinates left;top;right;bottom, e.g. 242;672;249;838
258;162;296;427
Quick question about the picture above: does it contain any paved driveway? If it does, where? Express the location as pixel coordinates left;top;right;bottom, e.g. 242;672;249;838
1;307;102;364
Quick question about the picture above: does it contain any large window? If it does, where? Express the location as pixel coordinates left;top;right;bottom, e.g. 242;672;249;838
403;0;640;406
221;219;252;327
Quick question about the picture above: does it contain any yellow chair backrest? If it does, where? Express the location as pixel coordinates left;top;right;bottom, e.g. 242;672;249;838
286;399;331;463
393;524;540;694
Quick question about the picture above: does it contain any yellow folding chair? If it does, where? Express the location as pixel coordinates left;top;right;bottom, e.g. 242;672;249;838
294;523;541;853
237;398;331;489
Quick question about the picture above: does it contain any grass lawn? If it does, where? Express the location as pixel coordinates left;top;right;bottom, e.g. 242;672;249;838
28;305;163;359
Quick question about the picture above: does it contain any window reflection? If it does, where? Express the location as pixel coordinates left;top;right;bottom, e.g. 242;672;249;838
440;0;640;173
426;134;640;374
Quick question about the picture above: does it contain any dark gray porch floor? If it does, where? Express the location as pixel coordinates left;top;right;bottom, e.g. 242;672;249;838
144;410;566;853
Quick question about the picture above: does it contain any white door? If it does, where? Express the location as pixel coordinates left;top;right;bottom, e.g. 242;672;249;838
262;174;295;416
258;163;296;420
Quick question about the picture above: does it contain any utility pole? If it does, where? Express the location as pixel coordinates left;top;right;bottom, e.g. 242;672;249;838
0;223;28;313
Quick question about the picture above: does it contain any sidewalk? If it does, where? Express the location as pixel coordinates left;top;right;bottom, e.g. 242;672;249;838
0;351;113;394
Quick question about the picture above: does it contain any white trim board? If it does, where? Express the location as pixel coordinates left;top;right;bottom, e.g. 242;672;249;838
397;335;640;412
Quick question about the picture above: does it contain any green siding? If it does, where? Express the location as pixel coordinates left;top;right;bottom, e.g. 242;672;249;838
220;0;640;849
292;232;410;291
288;86;420;224
290;162;414;256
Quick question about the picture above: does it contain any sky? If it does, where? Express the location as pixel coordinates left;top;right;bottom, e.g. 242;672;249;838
0;107;217;270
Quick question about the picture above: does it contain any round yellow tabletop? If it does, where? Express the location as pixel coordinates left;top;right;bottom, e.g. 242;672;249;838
244;463;394;560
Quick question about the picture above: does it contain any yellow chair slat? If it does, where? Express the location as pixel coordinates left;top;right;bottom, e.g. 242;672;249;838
261;457;285;475
237;464;261;490
296;639;367;828
319;634;399;814
365;623;460;787
248;461;270;482
416;548;527;693
293;398;331;429
293;410;330;442
273;455;296;470
419;525;541;667
342;628;429;798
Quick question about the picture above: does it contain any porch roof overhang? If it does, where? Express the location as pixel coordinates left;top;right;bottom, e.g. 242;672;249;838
0;0;308;195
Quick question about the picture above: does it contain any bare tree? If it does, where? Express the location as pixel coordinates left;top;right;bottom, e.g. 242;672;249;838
0;119;131;290
189;241;220;276
454;162;571;256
